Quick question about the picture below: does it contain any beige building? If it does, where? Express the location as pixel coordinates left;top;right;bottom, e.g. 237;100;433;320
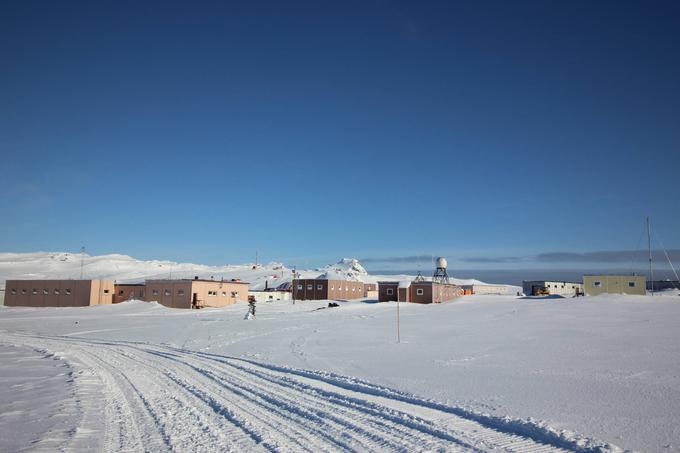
461;283;508;295
114;283;145;303
364;283;378;298
292;279;365;301
145;278;249;309
248;290;292;303
583;275;646;296
4;280;115;307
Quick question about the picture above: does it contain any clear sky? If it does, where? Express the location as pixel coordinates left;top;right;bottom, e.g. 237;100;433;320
1;1;679;271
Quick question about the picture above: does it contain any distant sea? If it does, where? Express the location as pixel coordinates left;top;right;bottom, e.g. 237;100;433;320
364;268;676;286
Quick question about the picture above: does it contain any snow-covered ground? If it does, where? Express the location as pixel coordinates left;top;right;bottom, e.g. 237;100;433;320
2;291;680;452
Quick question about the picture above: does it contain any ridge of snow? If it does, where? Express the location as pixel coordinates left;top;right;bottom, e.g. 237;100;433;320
0;252;515;293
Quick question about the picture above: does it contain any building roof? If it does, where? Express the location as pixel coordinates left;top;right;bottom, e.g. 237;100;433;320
146;279;249;285
522;280;582;284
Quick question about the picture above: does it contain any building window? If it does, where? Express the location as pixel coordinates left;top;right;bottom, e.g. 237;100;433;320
416;288;424;295
104;289;109;294
21;289;26;294
208;291;218;296
307;284;313;290
386;288;394;295
594;281;601;287
54;289;60;295
10;289;16;295
152;289;159;296
231;291;239;297
222;291;227;296
297;284;303;290
33;289;38;295
43;289;49;295
628;281;636;287
317;284;323;290
119;290;124;296
178;290;185;296
331;286;334;290
164;289;171;296
65;289;71;295
351;287;355;291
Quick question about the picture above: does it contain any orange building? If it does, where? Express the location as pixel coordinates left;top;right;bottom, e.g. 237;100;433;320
145;277;249;309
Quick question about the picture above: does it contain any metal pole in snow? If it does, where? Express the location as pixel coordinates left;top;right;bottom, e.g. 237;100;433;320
80;246;85;279
397;299;401;343
648;217;654;295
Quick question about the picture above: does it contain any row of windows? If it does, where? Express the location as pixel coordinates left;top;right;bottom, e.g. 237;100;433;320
150;289;238;297
546;284;578;289
386;288;425;296
593;281;637;287
297;284;362;291
10;288;109;295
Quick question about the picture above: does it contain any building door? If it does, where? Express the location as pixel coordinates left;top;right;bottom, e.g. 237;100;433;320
192;293;198;309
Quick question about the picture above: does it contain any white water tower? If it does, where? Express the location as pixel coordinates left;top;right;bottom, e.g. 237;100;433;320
433;256;450;284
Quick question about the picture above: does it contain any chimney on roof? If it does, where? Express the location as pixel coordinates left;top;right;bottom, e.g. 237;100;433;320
194;276;198;280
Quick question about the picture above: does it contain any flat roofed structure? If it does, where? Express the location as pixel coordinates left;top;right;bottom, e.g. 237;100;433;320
363;283;378;298
460;284;508;295
292;279;365;301
522;280;584;297
4;280;114;307
248;290;292;303
145;278;249;309
411;281;463;304
378;281;410;302
114;283;145;303
379;280;461;304
583;275;646;296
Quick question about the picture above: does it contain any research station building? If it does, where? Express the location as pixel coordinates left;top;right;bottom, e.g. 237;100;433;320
4;279;115;307
114;283;145;303
460;283;508;295
145;278;249;309
522;280;584;297
583;275;646;296
378;280;462;304
292;279;365;301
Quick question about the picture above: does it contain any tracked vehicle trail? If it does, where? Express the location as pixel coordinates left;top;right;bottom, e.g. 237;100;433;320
3;332;586;452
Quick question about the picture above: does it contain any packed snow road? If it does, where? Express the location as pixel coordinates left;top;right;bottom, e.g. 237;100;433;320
2;332;577;453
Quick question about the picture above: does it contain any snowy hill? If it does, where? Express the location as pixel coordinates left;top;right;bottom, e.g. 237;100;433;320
0;252;515;293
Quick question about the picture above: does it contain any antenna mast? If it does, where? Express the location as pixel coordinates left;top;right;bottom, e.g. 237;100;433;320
647;217;653;295
80;246;86;279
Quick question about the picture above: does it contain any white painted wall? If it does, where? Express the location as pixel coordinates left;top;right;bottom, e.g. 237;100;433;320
249;291;291;303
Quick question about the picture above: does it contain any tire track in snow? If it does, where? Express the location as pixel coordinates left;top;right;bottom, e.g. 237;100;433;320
5;332;605;452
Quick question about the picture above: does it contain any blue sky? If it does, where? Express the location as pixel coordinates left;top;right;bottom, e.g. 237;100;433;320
1;1;679;271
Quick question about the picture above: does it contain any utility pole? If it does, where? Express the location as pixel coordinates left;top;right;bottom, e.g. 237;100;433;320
647;217;654;295
396;299;401;343
80;246;86;279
